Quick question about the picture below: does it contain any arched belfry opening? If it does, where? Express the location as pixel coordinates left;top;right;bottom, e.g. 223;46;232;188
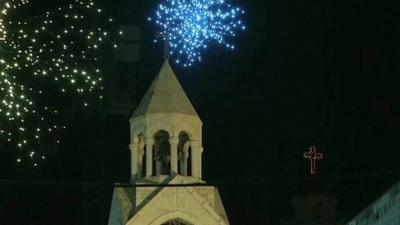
154;130;171;175
161;219;191;225
178;131;192;176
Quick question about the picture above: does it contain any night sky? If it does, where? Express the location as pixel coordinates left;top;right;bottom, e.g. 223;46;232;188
1;0;400;224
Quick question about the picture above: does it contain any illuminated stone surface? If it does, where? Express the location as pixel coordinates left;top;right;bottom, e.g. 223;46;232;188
347;181;400;225
108;60;230;225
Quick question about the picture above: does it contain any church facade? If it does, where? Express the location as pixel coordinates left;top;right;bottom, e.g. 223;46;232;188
347;180;400;225
108;60;230;225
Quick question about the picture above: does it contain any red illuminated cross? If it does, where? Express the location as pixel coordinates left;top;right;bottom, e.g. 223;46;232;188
303;145;323;174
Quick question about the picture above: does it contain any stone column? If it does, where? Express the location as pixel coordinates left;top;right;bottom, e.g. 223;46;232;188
156;161;162;175
146;138;154;177
199;146;203;179
182;142;190;176
129;139;138;179
170;136;179;174
137;146;144;178
191;141;200;179
182;149;188;176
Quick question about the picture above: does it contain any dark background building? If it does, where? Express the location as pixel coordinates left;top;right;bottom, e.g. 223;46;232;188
1;0;400;224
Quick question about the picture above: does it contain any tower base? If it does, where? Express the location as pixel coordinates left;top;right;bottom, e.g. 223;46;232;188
108;175;230;225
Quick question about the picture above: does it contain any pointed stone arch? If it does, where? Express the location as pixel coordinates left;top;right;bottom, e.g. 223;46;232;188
148;210;203;225
161;219;192;225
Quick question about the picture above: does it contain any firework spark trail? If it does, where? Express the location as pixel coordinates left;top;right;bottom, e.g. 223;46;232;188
0;0;118;165
149;0;245;67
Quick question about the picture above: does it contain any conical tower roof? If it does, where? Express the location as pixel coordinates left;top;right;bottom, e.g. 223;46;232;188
131;60;199;118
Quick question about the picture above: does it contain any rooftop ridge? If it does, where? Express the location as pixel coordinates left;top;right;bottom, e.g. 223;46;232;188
131;60;199;118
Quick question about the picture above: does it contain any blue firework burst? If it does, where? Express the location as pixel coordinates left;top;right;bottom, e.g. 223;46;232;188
149;0;245;67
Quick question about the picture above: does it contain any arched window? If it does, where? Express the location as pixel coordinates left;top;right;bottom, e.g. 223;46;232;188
154;130;171;175
161;219;191;225
178;131;191;176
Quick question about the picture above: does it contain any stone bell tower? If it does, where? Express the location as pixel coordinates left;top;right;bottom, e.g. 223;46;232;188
108;60;230;225
129;59;203;181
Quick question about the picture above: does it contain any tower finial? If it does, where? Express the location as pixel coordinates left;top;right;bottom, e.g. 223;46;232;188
155;31;169;60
